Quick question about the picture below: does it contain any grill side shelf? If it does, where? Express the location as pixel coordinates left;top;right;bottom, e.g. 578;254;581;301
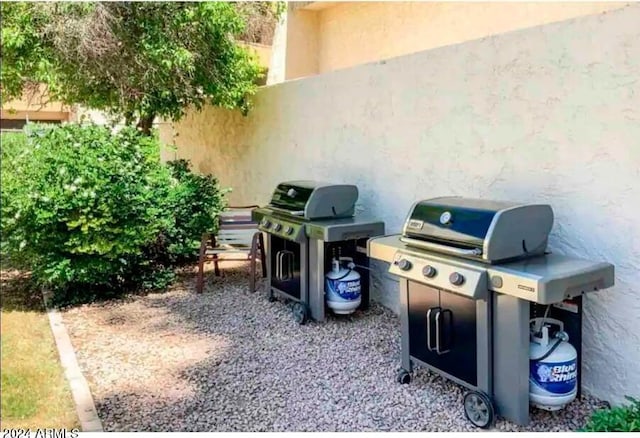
487;255;615;304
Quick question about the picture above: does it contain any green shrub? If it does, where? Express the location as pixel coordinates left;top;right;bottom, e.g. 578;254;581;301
582;396;640;432
0;123;226;305
165;159;228;264
1;132;31;268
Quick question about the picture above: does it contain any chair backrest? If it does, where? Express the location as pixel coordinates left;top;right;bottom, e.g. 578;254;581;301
216;206;259;248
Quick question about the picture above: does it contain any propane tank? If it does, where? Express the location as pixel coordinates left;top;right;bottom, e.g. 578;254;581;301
529;317;578;411
325;256;361;315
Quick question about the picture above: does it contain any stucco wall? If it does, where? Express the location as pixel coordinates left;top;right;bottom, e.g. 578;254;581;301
160;5;640;405
267;11;288;85
279;1;627;81
1;85;73;122
284;8;320;80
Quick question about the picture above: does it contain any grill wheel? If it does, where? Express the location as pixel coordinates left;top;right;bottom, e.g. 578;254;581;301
463;390;495;428
292;302;309;325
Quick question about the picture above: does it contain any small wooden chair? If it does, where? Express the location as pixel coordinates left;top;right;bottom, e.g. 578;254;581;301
196;205;266;294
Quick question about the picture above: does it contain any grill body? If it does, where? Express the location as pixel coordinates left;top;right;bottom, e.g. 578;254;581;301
253;181;385;323
368;197;614;427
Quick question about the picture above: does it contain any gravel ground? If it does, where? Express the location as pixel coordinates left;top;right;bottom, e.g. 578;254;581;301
62;262;606;432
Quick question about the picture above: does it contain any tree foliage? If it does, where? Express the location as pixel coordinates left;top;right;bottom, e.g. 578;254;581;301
0;2;280;133
235;1;286;45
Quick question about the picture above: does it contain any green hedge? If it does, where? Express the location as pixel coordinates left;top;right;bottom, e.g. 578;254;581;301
1;123;227;304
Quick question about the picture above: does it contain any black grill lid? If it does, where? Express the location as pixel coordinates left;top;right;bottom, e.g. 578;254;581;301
268;180;358;220
402;196;554;263
270;182;316;211
403;197;519;249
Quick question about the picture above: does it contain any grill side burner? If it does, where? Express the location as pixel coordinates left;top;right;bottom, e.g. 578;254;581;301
368;197;615;428
254;181;384;324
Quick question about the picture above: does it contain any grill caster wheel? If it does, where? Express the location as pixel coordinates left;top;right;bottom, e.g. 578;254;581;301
268;290;276;302
292;302;309;325
396;369;411;384
463;390;494;429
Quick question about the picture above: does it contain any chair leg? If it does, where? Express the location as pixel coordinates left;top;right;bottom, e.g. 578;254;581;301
197;242;207;294
258;232;267;278
249;232;259;292
213;254;221;276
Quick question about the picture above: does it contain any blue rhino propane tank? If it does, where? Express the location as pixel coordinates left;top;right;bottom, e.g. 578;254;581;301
529;317;578;411
325;257;361;315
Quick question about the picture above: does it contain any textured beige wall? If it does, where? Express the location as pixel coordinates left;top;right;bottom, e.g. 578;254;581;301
241;43;272;69
160;5;640;404
285;8;320;80
1;85;73;121
281;1;627;80
266;6;288;85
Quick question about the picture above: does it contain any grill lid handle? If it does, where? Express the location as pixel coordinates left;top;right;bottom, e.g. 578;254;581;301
401;237;483;258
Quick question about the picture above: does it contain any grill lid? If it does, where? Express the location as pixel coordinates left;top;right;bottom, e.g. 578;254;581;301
401;196;554;263
267;180;358;220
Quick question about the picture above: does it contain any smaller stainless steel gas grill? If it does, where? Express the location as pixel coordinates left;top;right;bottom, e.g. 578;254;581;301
368;196;614;428
253;181;385;324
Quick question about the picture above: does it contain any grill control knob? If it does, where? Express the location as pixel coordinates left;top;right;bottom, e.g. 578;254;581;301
449;272;465;286
261;219;271;228
273;223;282;232
422;265;437;278
285;226;294;235
397;259;412;271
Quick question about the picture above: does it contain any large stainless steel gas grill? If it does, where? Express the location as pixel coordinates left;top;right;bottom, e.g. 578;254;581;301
253;181;385;324
368;196;614;428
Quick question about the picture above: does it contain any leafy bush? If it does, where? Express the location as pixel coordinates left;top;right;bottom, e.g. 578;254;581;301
1;123;226;304
582;396;640;432
1;132;31;268
165;159;228;264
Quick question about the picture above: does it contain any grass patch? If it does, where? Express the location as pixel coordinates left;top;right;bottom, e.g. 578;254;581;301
1;270;79;429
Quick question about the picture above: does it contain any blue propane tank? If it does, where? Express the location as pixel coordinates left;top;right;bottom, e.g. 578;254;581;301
529;317;578;411
325;257;361;315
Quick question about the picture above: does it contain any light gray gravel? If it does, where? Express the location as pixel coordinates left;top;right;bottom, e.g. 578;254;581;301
62;262;606;432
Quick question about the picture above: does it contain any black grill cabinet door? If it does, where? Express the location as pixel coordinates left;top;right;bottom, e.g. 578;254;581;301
270;236;301;299
439;291;478;386
407;283;441;365
407;282;478;387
